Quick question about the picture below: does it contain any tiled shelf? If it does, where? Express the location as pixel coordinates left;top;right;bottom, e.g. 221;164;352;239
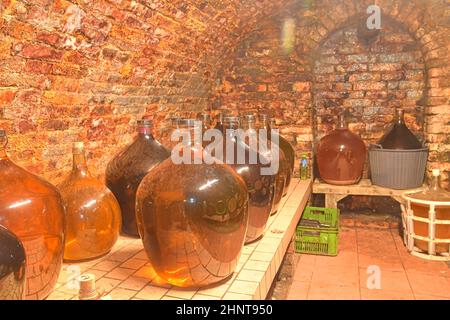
49;179;312;300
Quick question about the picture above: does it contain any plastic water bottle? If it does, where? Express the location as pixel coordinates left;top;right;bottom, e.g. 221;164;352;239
300;153;309;180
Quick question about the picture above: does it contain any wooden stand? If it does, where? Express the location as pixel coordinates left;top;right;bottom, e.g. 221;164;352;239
312;179;424;208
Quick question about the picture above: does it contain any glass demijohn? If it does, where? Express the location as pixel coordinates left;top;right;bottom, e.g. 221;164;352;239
316;115;367;185
106;120;170;237
136;119;249;287
0;130;65;299
59;142;121;261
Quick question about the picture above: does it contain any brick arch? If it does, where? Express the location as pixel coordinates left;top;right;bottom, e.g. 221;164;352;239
285;0;450;186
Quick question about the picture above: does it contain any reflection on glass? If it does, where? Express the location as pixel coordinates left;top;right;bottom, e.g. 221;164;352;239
0;130;64;300
106;120;170;237
136;120;248;287
316;115;366;185
221;117;275;242
59;142;121;261
0;225;26;300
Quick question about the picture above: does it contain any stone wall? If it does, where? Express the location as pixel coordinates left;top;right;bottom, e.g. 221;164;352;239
0;0;449;190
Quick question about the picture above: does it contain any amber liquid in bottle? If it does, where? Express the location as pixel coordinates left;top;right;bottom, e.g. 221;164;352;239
106;120;170;237
0;225;26;300
136;120;248;287
0;130;64;300
59;142;121;261
411;170;450;254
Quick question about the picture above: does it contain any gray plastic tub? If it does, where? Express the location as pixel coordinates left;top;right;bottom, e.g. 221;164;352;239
369;144;428;190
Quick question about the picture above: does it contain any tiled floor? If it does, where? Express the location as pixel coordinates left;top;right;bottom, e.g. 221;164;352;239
287;215;450;300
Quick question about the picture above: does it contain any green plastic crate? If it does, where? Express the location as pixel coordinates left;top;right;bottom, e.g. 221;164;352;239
300;206;339;229
295;206;340;256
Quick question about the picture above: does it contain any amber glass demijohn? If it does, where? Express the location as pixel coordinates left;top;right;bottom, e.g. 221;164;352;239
136;120;249;287
0;225;26;300
0;130;64;300
222;116;276;242
378;109;422;149
106;120;170;237
59;142;121;261
316;115;367;185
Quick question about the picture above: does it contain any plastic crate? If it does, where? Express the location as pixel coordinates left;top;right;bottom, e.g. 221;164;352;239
295;207;340;256
300;206;339;229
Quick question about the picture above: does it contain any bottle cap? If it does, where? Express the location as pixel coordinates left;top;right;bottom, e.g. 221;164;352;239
244;114;256;121
432;169;440;177
72;142;84;154
79;274;99;300
137;119;152;127
177;119;198;127
223;116;240;123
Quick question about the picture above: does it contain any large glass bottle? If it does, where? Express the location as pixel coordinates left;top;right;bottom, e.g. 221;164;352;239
270;118;296;193
409;169;450;254
0;130;64;300
316;115;367;185
59;142;122;261
252;115;289;214
135;119;249;287
0;225;26;300
105;120;170;237
378;109;422;149
221;117;276;242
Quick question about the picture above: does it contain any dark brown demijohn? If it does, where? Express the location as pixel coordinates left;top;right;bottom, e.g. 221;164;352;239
255;114;289;214
221;116;276;242
135;119;249;287
106;120;170;237
0;225;26;300
316;114;367;185
378;108;422;150
0;130;65;300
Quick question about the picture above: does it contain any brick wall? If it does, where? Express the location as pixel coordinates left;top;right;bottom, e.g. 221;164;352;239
0;0;449;190
215;0;450;189
0;0;286;182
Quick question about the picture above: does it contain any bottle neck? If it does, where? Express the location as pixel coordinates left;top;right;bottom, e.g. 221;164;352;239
337;115;347;129
72;151;90;178
395;109;405;125
430;174;440;192
138;125;153;137
242;120;256;130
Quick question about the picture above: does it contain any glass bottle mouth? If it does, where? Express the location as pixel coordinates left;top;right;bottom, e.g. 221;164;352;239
176;119;199;128
395;108;405;124
222;116;240;129
137;119;152;127
72;142;85;155
337;114;347;129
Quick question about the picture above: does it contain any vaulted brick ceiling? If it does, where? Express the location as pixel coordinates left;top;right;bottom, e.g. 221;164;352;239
0;0;448;185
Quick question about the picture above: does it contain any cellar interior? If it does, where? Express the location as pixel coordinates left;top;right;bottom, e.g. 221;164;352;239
0;0;449;301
